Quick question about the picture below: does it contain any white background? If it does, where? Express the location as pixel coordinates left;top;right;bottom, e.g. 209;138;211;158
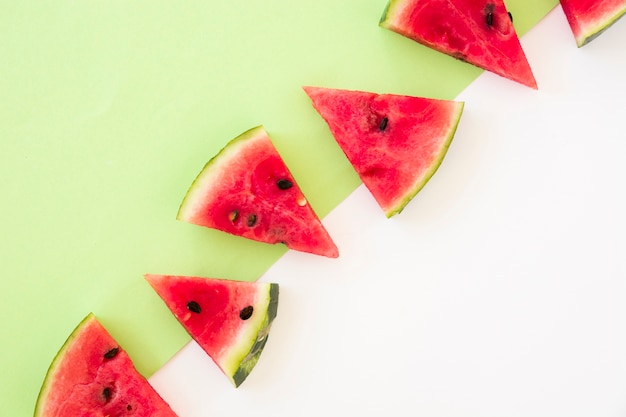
150;7;626;416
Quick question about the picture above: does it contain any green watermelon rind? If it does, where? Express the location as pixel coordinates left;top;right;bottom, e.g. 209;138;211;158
231;283;279;387
145;274;280;388
379;0;402;25
569;4;626;47
177;125;265;223
33;313;96;417
385;102;465;218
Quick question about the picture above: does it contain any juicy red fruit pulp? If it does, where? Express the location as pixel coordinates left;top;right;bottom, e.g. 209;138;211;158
381;0;537;88
35;315;178;417
179;127;339;258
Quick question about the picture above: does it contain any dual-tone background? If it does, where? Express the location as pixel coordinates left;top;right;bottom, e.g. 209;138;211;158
2;1;560;414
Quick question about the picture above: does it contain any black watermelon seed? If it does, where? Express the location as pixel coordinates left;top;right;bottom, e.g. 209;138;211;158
508;11;513;22
379;117;389;131
104;347;119;360
187;300;202;314
102;387;112;402
228;210;239;223
127;405;133;411
239;305;254;320
246;214;257;227
486;12;493;27
277;179;293;190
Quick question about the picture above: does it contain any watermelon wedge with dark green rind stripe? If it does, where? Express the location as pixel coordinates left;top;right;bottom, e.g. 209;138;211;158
380;0;537;89
177;125;338;258
304;86;464;218
559;0;626;46
145;274;279;387
34;313;178;417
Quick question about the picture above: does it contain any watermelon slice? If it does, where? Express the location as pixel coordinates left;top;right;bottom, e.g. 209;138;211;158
145;274;279;387
304;86;464;217
380;0;537;89
177;125;339;258
559;0;626;46
34;313;178;417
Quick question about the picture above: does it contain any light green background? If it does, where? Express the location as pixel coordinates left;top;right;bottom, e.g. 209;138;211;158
1;1;556;415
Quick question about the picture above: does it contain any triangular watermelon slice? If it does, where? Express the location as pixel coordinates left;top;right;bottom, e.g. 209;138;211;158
145;274;279;387
177;125;339;258
304;86;464;217
35;313;178;417
559;0;626;46
380;0;537;89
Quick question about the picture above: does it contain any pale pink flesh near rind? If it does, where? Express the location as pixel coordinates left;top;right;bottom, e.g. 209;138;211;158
559;0;626;46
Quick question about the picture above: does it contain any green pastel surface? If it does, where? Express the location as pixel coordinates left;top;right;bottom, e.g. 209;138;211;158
0;1;556;415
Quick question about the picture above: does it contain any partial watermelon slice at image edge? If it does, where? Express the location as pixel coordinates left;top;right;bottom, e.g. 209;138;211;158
559;0;626;46
380;0;538;89
145;274;279;388
35;313;178;417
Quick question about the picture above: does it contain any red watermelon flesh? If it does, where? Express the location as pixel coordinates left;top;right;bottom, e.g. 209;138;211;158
380;0;537;89
34;314;178;417
177;126;338;258
145;274;279;387
304;86;464;217
559;0;626;46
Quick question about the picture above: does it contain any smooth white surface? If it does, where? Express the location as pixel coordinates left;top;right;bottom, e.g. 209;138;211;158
149;7;626;416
